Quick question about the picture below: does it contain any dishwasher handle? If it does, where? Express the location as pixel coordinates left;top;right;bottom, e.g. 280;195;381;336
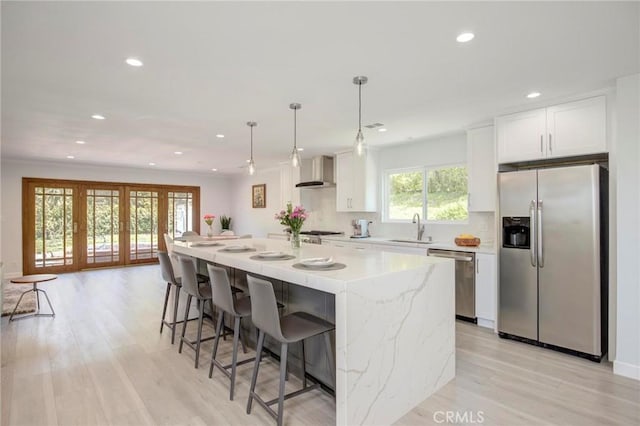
427;250;473;262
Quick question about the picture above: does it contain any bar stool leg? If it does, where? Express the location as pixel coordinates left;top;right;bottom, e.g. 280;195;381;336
35;283;40;311
160;282;171;333
8;289;31;321
209;312;225;378
195;299;205;368
179;295;192;353
247;330;265;414
230;316;241;400
171;286;181;344
277;343;288;426
38;289;56;317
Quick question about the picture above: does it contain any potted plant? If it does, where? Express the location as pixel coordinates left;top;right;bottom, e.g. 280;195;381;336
220;215;232;231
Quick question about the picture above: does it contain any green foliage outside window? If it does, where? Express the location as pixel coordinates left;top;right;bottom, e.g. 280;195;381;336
386;166;468;222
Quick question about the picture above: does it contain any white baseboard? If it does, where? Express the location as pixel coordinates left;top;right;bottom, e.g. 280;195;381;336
477;318;495;330
614;360;640;380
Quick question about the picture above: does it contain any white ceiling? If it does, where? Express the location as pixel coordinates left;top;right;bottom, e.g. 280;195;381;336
2;1;638;174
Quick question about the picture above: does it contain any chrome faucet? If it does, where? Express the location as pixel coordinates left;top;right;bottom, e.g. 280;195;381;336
412;213;425;241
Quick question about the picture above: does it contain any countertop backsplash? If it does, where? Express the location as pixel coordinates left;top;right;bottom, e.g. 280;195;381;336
299;188;495;247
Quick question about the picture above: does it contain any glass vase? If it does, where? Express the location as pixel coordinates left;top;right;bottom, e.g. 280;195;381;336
206;224;213;237
290;231;301;249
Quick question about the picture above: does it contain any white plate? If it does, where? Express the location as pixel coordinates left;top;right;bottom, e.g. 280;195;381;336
191;241;221;247
224;245;252;252
257;251;287;258
300;257;335;267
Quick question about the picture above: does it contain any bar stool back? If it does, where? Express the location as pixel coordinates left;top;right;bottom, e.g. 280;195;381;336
178;256;215;368
207;265;253;400
246;275;335;426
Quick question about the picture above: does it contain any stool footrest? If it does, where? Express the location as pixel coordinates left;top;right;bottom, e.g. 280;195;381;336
211;357;255;380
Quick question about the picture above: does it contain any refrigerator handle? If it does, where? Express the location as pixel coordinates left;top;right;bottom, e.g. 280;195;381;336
529;199;537;267
538;200;544;268
540;135;543;153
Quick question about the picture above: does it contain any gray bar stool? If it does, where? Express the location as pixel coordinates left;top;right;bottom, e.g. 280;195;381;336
246;275;335;426
158;251;207;344
207;264;254;400
177;256;216;368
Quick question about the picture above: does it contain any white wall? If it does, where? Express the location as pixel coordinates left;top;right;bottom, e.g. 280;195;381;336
0;158;233;277
614;73;640;380
228;166;285;238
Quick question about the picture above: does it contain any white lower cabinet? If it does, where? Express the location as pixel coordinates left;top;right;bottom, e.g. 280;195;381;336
475;253;496;329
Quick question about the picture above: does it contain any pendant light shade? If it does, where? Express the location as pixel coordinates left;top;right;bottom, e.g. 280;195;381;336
353;76;368;157
247;121;257;176
290;103;302;168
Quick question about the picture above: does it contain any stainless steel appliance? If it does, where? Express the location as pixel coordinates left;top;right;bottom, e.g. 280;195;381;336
427;248;476;322
295;156;335;188
298;230;343;244
498;164;608;361
350;219;371;238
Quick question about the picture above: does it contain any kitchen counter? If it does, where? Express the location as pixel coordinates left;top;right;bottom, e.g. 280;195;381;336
321;235;496;254
173;238;455;426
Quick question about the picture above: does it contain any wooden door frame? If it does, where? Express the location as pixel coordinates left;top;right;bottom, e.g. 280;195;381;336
23;177;200;273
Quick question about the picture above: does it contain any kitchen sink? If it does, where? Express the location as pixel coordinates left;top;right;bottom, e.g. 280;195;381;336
387;239;435;245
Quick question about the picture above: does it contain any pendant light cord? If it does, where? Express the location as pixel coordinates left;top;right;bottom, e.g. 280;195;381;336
293;107;297;150
358;81;362;132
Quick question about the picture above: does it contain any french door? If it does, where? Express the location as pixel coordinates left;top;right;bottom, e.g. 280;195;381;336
23;178;199;274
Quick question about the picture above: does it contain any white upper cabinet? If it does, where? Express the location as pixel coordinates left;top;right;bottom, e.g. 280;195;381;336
335;150;377;212
279;162;300;209
546;96;607;158
496;108;547;163
496;96;607;164
467;126;496;212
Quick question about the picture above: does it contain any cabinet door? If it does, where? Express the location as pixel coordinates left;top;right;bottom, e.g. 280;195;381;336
546;96;606;158
335;152;353;211
279;163;300;209
350;150;378;212
475;253;496;328
496;108;547;163
467;126;496;212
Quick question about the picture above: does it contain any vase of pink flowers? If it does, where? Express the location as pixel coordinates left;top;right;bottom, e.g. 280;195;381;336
275;203;308;249
203;214;215;237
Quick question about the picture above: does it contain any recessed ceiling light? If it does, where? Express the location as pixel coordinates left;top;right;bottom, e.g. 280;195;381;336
297;148;304;151
66;155;75;159
91;114;105;120
75;140;86;144
456;32;475;43
378;128;387;132
211;168;218;172
174;151;183;155
216;134;225;138
527;92;541;99
125;58;143;67
246;159;250;163
149;162;156;166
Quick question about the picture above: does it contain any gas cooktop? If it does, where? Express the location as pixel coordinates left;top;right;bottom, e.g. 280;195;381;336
299;230;343;236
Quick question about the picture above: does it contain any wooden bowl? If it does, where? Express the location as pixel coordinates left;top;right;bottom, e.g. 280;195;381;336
454;237;481;247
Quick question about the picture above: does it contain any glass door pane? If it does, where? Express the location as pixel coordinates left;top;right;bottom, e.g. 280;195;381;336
32;185;76;273
85;188;122;267
128;190;159;261
167;191;194;238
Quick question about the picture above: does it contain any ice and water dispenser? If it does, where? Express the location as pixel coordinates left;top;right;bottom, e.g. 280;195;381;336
502;217;530;249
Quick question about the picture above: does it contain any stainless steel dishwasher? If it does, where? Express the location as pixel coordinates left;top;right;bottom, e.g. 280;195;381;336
427;248;476;323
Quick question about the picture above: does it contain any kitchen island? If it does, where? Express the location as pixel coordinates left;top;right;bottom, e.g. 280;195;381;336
173;238;455;425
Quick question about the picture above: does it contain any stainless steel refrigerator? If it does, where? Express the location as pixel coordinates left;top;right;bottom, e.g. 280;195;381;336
498;164;607;361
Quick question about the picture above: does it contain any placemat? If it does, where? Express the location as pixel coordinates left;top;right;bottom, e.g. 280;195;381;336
292;262;346;271
218;248;257;253
250;255;296;261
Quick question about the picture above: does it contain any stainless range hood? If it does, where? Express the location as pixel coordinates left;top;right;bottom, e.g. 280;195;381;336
296;155;335;188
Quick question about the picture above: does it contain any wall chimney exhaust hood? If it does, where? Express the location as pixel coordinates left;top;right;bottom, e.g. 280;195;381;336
295;155;335;188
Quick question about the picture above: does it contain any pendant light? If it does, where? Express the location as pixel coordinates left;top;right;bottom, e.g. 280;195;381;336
289;103;302;168
247;121;257;175
353;76;368;156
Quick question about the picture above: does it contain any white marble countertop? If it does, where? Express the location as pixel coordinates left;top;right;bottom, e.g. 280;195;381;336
173;238;452;295
320;235;496;254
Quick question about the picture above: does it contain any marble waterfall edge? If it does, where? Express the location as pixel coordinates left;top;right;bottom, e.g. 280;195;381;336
336;262;455;425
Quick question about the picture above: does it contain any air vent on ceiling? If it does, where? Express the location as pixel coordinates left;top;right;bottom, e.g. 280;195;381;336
364;122;384;129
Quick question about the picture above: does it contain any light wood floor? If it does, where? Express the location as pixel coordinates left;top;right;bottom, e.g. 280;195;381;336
2;265;639;426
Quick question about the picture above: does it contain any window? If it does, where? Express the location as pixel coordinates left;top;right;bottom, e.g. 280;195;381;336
384;165;468;222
